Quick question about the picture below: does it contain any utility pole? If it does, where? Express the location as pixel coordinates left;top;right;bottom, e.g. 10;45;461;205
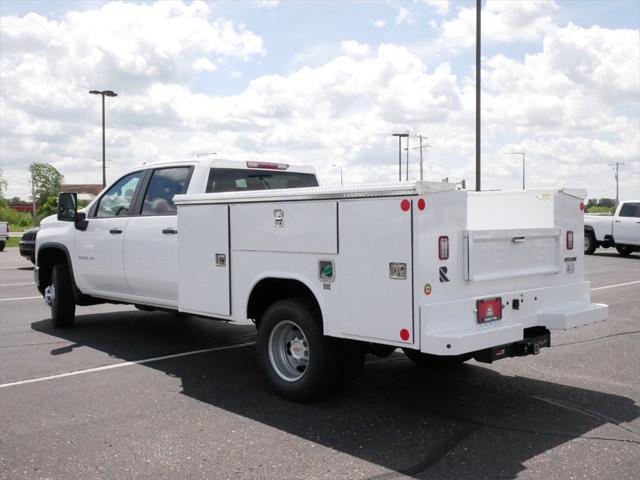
89;90;118;187
506;152;526;189
392;133;409;181
414;134;430;181
611;162;625;206
475;0;481;191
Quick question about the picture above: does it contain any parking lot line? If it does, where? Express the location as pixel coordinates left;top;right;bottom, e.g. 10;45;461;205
0;282;35;287
0;296;41;302
591;280;640;291
0;342;254;389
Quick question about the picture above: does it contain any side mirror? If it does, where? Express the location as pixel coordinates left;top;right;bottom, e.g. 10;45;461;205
57;192;89;231
57;192;77;221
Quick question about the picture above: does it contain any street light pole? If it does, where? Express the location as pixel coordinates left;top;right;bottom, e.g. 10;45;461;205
332;164;343;185
611;162;625;206
475;0;481;191
392;133;409;181
89;90;118;187
506;152;526;189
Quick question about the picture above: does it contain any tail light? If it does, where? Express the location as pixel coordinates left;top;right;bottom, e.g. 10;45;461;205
566;230;574;250
438;236;449;260
246;161;289;170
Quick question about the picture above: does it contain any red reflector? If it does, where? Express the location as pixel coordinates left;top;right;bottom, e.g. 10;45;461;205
400;199;411;211
246;161;289;170
417;198;426;210
400;329;410;341
476;298;502;324
566;230;574;250
579;202;585;211
438;236;449;260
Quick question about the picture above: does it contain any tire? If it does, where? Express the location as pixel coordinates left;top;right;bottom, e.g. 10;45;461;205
0;240;5;252
402;348;470;368
616;245;634;257
584;231;596;255
47;263;76;327
257;299;340;402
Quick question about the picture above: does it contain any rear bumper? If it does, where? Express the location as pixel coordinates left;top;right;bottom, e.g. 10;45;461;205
420;282;607;355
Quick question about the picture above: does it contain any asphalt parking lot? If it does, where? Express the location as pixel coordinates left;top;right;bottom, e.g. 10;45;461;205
0;247;638;480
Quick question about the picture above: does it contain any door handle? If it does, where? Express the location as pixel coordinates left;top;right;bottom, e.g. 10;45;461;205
109;228;123;234
512;236;526;243
162;228;178;234
614;220;621;223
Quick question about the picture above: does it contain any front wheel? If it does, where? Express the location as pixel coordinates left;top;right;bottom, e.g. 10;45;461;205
584;231;596;255
402;348;470;368
616;245;635;257
257;299;340;402
47;263;76;327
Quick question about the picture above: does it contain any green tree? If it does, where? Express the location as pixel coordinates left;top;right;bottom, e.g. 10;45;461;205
29;163;64;205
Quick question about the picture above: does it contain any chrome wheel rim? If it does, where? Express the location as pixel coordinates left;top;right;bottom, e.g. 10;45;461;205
44;284;55;307
268;320;309;382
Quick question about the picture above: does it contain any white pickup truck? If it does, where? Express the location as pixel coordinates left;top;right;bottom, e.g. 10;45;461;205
36;158;607;401
584;201;640;256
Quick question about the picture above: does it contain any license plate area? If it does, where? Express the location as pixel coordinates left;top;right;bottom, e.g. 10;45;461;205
477;297;502;323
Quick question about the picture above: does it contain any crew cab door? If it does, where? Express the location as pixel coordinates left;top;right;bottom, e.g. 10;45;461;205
123;166;193;306
74;171;144;295
614;202;640;246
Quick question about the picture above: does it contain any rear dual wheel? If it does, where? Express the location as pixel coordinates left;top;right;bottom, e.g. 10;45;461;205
257;299;363;402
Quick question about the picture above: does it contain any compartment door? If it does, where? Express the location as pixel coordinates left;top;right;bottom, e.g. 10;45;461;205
178;204;230;316
464;227;561;282
337;198;414;345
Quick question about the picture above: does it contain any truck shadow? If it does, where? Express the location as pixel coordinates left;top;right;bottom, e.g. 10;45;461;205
32;311;640;479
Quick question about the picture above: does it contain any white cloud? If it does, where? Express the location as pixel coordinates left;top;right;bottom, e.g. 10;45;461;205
441;0;559;49
0;1;638;202
193;57;217;71
395;7;412;26
424;0;450;16
372;19;386;28
341;41;370;57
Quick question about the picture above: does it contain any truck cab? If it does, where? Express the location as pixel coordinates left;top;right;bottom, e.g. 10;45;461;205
35;159;318;310
584;200;640;256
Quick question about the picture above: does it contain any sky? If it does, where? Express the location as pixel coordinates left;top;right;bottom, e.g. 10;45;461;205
1;0;639;200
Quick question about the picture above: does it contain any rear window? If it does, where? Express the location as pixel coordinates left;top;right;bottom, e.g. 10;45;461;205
206;168;318;193
619;202;640;218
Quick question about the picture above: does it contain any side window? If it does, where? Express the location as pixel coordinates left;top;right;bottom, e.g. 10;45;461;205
95;172;143;218
205;168;318;193
619;203;640;218
141;167;192;216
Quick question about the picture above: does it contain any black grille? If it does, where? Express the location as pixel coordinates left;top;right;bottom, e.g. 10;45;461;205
22;230;38;241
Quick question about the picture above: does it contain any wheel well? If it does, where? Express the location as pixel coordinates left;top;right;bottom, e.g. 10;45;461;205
584;226;594;236
37;247;69;293
247;278;322;328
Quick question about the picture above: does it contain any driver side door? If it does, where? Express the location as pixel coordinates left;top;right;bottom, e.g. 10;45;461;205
74;171;145;297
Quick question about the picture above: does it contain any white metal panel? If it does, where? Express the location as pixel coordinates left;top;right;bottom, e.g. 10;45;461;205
123;216;179;307
231;201;337;254
178;204;230;316
464;228;561;282
74;218;131;295
335;197;414;344
467;190;555;230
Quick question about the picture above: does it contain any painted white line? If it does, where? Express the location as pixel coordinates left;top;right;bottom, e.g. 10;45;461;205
0;296;41;302
0;282;35;287
0;342;254;389
591;280;640;292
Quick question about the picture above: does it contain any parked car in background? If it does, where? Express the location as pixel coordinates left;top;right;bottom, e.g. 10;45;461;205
584;200;640;256
0;221;8;251
19;228;38;264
